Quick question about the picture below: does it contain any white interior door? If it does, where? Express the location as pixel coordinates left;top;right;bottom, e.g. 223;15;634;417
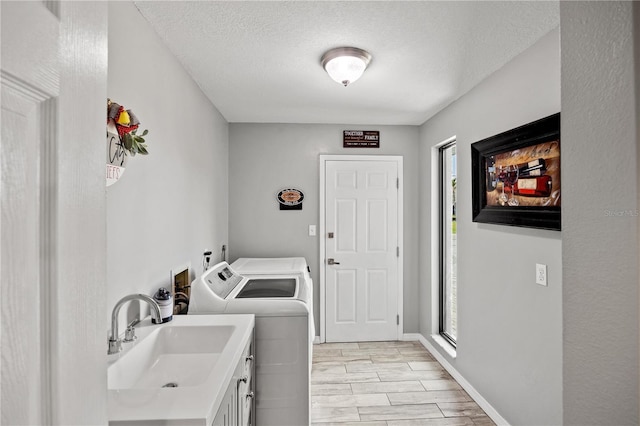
1;2;107;424
324;159;400;342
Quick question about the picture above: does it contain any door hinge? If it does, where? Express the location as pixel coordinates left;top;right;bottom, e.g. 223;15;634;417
396;246;399;257
396;315;399;325
396;178;399;189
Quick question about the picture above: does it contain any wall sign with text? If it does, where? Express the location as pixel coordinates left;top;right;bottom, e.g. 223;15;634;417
343;130;380;148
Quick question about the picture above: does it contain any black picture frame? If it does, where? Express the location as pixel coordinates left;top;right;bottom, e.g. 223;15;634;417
471;113;561;231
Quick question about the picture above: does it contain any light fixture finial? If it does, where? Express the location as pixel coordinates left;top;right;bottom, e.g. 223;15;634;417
321;47;372;87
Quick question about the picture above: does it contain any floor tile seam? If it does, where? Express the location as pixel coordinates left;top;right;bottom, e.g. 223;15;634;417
355;402;446;421
378;372;442;382
352;382;365;424
351;380;427;391
385;394;474;406
435;400;483;418
434;401;447;418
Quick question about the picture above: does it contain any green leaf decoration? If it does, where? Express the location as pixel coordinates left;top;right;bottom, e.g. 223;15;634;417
119;128;150;157
123;133;133;150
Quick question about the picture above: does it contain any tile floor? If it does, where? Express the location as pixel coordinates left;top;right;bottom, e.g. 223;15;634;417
311;341;495;426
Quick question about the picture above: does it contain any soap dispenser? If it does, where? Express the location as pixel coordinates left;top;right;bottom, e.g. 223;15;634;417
153;287;173;324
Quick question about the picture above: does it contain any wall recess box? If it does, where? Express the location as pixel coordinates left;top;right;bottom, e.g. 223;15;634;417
171;262;191;314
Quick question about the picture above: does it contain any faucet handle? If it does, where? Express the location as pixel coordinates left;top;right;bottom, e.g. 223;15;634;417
123;319;139;342
108;338;122;354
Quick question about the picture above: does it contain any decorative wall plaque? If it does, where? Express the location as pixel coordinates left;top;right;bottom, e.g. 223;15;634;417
106;98;150;186
277;188;304;210
106;119;127;186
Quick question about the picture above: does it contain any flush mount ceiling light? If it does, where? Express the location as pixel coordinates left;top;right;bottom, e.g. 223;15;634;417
321;47;372;87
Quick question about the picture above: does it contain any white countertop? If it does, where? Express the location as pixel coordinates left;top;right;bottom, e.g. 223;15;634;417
108;314;254;425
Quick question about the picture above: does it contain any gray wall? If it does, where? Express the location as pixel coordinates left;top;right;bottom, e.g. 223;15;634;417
228;124;420;335
561;2;639;424
419;29;562;425
107;1;229;328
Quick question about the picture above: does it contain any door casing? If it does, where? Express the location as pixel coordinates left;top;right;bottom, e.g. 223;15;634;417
319;154;404;343
1;2;108;423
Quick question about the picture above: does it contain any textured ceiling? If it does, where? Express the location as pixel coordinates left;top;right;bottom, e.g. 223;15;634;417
134;1;559;125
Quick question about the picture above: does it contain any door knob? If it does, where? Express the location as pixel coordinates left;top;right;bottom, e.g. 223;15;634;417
327;258;340;265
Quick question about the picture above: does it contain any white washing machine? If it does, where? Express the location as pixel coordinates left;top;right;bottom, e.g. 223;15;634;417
231;257;314;344
189;258;312;426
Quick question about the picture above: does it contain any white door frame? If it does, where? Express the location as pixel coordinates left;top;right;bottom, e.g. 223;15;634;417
1;2;108;423
319;154;404;343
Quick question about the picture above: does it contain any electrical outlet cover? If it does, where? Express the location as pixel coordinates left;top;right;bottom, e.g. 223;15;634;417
536;263;547;286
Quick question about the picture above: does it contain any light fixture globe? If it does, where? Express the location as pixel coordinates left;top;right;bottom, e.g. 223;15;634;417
321;47;372;87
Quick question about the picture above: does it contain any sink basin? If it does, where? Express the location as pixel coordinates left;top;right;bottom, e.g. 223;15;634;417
108;324;235;389
108;314;254;425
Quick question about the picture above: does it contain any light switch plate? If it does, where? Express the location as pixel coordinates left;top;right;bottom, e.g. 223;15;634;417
309;225;316;236
536;263;547;286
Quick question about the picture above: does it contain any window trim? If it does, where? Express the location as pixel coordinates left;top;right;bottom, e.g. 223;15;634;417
438;140;457;348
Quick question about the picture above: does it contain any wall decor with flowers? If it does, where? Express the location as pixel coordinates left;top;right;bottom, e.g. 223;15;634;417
106;98;150;186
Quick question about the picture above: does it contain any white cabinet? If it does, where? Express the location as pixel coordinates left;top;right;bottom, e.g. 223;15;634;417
212;332;255;426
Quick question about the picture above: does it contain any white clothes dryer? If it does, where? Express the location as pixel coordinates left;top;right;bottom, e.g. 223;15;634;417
189;260;312;426
231;257;310;276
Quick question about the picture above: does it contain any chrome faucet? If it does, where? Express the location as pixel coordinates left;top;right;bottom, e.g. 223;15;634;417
108;294;161;355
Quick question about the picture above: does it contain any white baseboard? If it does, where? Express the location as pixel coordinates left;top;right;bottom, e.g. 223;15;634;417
401;333;422;341
404;333;510;426
313;335;320;344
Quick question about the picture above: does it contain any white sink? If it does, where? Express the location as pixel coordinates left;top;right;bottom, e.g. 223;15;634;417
109;324;235;389
108;314;254;425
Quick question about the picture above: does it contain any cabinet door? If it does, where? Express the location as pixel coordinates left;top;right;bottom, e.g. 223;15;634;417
211;383;234;426
238;335;255;426
212;331;254;426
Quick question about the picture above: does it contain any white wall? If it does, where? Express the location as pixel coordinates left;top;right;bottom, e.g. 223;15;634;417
561;2;639;424
419;29;562;425
107;1;229;329
228;124;420;335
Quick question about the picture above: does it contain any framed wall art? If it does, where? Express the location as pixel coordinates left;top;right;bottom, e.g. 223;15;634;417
471;113;561;230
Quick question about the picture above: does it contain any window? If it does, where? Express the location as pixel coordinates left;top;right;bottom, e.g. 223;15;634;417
439;141;457;346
